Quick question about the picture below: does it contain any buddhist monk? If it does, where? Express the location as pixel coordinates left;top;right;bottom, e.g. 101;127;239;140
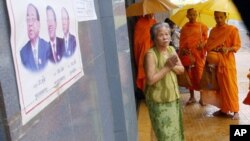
205;11;241;120
179;8;208;105
133;14;156;91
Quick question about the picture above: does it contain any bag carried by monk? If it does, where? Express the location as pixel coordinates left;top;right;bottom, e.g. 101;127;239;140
178;49;195;67
200;64;219;90
177;70;192;87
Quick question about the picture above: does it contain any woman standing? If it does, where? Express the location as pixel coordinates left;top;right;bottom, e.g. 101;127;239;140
144;22;184;141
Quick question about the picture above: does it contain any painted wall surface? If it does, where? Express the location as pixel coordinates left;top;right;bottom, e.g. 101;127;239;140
0;0;137;141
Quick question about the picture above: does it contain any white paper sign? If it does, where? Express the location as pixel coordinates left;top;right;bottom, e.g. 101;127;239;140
74;0;97;21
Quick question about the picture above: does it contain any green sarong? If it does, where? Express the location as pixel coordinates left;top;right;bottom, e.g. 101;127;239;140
146;99;184;141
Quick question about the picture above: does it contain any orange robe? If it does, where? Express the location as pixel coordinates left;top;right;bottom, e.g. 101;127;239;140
179;22;208;90
133;17;156;90
205;24;241;113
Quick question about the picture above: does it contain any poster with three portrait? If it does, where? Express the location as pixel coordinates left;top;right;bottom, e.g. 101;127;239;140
7;0;84;125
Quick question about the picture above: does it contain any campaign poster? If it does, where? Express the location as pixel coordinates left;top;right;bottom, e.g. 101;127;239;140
6;0;84;125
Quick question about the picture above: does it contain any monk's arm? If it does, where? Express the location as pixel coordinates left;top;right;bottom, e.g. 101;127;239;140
221;28;241;54
230;28;241;52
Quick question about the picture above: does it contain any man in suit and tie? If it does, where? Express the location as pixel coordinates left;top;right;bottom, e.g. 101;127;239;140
20;3;50;72
61;7;76;57
46;5;64;63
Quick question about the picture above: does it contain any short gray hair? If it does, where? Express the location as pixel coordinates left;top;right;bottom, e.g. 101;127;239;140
150;22;170;41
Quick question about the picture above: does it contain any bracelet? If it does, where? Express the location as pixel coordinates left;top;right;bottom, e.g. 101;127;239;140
228;47;234;52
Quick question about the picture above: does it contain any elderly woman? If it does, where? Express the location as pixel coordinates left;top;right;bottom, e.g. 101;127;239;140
144;22;184;141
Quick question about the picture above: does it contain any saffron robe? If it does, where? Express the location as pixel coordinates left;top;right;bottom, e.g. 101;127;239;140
133;16;156;90
179;22;208;90
205;24;241;113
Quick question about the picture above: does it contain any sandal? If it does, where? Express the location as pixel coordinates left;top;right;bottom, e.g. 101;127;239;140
232;113;239;120
213;110;227;117
199;100;207;106
186;98;196;105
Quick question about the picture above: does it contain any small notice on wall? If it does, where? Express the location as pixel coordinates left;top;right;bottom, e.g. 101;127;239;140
74;0;97;21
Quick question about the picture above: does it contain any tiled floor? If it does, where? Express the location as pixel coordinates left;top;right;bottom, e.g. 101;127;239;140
138;48;250;141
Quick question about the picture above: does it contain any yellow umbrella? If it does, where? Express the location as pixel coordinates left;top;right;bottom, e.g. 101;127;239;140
126;0;178;17
170;1;208;27
170;0;241;27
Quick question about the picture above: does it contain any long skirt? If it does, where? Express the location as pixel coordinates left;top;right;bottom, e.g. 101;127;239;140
146;99;184;141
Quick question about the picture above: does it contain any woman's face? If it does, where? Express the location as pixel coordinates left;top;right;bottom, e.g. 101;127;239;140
154;26;171;47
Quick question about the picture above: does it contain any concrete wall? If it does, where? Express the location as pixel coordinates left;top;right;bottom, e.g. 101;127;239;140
0;0;137;141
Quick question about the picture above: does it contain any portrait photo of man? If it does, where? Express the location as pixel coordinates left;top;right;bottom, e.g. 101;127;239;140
20;3;50;72
61;7;76;58
46;5;64;63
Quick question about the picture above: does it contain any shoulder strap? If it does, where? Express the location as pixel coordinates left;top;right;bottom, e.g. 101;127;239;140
167;46;176;55
152;46;175;68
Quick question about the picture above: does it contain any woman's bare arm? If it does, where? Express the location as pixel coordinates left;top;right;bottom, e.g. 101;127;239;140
144;52;171;85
